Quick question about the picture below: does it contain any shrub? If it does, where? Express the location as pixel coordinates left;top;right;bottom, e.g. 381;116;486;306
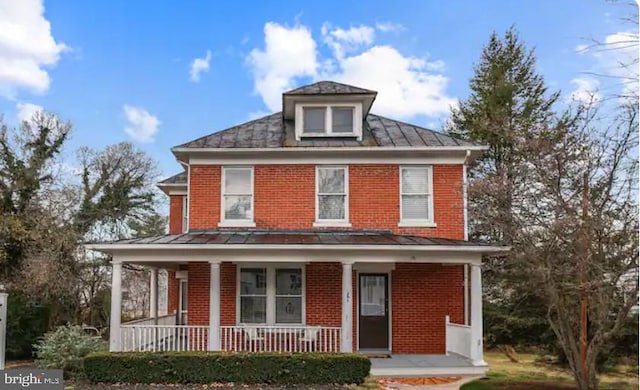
6;292;50;359
84;352;371;384
34;324;107;378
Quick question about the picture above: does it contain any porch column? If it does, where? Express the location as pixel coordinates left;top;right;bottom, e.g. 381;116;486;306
208;260;221;351
469;264;486;365
149;267;158;320
109;260;123;352
341;261;353;352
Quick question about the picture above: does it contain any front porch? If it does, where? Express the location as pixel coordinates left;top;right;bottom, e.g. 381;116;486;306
87;230;509;376
109;258;485;361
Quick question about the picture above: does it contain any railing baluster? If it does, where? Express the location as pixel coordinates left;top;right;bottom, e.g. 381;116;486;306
120;325;344;354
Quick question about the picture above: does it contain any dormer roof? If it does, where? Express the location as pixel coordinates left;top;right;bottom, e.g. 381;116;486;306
284;81;377;96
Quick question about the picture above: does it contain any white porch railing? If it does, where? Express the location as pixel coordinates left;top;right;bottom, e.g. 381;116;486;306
118;321;341;353
445;315;472;359
220;326;341;353
122;314;177;327
121;315;208;352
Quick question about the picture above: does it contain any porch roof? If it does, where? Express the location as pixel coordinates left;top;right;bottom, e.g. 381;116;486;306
86;229;509;254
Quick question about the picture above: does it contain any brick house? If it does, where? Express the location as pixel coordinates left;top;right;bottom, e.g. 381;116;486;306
88;81;508;376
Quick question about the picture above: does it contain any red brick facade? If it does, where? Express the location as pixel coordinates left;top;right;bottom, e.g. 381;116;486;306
167;270;178;315
169;195;184;234
391;263;464;354
169;162;466;353
182;262;463;353
186;164;463;238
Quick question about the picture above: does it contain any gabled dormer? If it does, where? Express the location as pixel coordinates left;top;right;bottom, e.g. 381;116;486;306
283;81;377;141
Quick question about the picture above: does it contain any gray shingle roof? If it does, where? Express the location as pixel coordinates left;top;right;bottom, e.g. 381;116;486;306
96;230;487;247
175;112;478;149
284;81;376;95
159;171;187;185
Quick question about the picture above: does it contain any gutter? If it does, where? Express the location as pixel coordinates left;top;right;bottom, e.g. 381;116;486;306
170;145;489;154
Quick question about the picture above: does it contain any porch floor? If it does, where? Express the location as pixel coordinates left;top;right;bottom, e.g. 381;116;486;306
369;354;487;377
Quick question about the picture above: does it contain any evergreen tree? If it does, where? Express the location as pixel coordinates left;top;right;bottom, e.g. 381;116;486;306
451;26;639;389
447;26;561;296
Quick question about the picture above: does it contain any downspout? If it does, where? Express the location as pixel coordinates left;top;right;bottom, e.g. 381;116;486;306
463;150;471;241
463;150;471;325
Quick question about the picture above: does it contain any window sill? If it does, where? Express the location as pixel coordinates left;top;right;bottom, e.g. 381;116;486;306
313;221;352;228
398;221;437;228
218;221;256;228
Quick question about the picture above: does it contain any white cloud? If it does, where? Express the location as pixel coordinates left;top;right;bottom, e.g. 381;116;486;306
247;22;317;112
189;50;212;82
375;21;406;33
246;21;456;119
123;105;160;143
577;30;639;97
601;31;638;92
0;0;67;98
323;46;456;118
322;24;375;59
568;77;600;105
16;102;43;122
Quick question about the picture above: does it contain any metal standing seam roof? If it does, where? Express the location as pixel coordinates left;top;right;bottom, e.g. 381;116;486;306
94;230;489;247
174;113;478;149
158;171;187;185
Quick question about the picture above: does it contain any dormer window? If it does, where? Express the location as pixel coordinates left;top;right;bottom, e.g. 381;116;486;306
302;107;326;133
295;103;362;140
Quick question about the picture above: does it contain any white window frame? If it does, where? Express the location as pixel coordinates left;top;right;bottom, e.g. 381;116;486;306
182;195;189;233
219;166;256;227
398;165;437;227
295;103;363;140
314;165;351;227
236;264;306;326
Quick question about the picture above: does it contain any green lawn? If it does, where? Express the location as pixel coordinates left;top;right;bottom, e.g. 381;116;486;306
461;352;638;390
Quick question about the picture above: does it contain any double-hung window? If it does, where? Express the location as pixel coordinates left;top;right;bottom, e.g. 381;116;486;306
295;103;363;140
399;166;435;227
239;268;267;323
182;195;189;233
315;166;350;226
239;266;304;325
221;167;254;226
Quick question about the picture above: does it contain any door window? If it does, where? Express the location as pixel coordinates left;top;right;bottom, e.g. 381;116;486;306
360;275;386;316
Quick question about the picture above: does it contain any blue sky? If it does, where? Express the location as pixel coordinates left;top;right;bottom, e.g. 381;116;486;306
0;0;635;178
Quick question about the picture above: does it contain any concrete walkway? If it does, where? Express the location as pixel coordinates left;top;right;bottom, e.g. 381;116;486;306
370;354;487;377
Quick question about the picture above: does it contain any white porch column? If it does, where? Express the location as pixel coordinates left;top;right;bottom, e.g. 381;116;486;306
341;261;354;353
149;267;158;320
469;263;486;365
208;260;221;351
109;260;123;352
